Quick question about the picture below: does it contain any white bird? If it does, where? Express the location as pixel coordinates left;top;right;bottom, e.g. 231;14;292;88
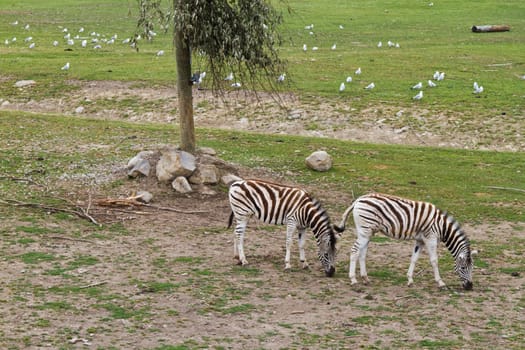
53;40;59;46
122;38;130;44
377;41;382;48
346;76;353;83
302;44;307;52
428;80;437;87
355;67;362;75
231;82;241;88
4;39;9;45
93;44;102;49
364;82;375;90
11;20;18;25
67;39;74;46
437;72;445;81
24;24;30;30
24;36;32;42
64;33;70;39
473;84;484;94
79;27;84;33
304;24;314;30
156;50;164;56
12;37;17;42
339;25;344;29
331;43;337;50
309;31;314;35
412;82;423;90
81;40;87;47
473;82;479;90
74;34;80;40
339;82;345;92
312;46;318;51
199;71;206;84
413;91;423;100
224;72;234;81
433;71;440;80
61;62;70;70
429;2;434;6
387;40;394;47
395;43;400;48
62;28;68;33
28;43;35;49
277;73;286;82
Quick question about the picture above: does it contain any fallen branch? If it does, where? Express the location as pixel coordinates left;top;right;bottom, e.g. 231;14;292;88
472;25;510;33
486;186;525;194
95;196;209;214
48;235;97;244
79;281;107;289
0;176;44;188
0;198;99;225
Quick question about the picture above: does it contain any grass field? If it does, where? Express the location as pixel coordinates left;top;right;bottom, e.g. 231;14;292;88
0;1;524;349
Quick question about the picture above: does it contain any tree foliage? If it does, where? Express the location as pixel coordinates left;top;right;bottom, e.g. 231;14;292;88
135;0;287;92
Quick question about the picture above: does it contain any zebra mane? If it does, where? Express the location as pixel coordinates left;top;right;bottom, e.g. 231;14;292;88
440;209;471;258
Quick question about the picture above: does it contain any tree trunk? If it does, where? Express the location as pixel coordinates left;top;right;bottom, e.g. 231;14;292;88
174;0;195;154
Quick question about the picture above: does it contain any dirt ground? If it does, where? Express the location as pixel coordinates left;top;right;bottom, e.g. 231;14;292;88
0;81;524;349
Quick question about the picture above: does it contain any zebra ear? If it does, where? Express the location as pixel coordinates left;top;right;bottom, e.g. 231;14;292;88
332;224;344;238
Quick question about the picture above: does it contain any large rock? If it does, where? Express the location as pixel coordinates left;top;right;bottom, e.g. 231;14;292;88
156;149;196;182
189;164;219;185
305;151;333;172
127;151;155;178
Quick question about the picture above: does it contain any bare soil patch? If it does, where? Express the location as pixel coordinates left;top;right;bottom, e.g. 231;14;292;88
0;80;524;349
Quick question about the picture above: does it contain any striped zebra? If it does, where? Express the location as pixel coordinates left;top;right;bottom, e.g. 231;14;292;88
338;193;473;290
228;179;343;277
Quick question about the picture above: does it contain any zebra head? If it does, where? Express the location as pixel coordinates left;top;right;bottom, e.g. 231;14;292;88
318;227;341;277
455;250;473;290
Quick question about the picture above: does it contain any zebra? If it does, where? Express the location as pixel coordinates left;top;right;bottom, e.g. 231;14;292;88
228;179;343;277
338;193;473;290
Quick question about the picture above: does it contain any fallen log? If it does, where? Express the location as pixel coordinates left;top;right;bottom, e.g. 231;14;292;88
472;25;510;33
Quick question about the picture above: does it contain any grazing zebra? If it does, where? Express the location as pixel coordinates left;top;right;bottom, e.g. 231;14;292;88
338;193;473;290
228;179;343;277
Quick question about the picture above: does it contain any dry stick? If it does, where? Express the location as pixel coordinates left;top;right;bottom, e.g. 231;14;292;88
486;186;525;194
48;235;97;244
79;281;107;289
95;197;209;214
0;176;44;187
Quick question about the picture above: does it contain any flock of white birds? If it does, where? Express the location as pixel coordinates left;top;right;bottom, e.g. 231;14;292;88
301;22;485;100
5;18;486;98
5;19;164;73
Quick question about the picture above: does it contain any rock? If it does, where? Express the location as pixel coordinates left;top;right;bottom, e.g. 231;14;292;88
189;164;219;185
199;147;217;156
172;176;192;193
128;158;151;177
14;80;36;88
221;173;242;186
156;149;196;182
1;100;10;107
75;106;85;114
305;151;333;172
136;191;153;203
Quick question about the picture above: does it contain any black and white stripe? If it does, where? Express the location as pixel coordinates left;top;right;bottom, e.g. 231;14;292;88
339;193;473;290
228;179;342;277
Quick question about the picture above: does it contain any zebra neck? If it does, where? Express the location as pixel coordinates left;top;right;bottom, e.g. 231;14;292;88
441;224;470;260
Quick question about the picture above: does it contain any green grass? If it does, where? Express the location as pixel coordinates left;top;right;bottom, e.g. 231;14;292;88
0;0;523;116
1;110;523;223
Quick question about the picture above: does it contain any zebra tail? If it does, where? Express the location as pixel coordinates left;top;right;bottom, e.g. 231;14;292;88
337;201;356;231
227;211;234;229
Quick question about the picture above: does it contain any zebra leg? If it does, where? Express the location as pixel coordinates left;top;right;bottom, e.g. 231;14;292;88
284;221;297;270
407;240;424;286
349;234;370;284
234;219;249;266
425;238;446;288
297;228;309;269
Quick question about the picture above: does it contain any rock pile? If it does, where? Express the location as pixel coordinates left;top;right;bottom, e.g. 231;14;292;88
126;146;241;195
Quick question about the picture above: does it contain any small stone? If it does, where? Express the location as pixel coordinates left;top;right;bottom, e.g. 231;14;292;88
221;174;242;186
14;80;36;88
199;147;217;156
172;176;192;193
136;191;153;203
75;106;85;114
